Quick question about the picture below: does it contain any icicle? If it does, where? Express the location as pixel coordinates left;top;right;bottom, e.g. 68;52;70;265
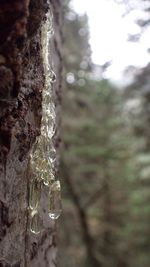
48;180;62;220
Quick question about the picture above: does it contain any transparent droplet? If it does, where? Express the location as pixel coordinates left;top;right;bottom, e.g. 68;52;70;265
49;70;56;83
30;210;42;234
48;180;62;220
29;180;41;210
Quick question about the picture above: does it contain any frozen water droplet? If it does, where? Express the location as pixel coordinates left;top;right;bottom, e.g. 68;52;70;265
49;70;56;83
30;210;42;234
29;180;41;210
48;180;62;220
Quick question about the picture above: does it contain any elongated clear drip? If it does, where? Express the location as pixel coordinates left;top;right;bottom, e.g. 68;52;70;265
48;180;62;220
30;210;42;234
29;180;41;210
29;3;62;234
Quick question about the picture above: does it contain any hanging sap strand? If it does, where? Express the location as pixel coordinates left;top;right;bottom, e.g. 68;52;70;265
48;180;62;220
29;179;41;211
30;209;43;235
29;3;62;234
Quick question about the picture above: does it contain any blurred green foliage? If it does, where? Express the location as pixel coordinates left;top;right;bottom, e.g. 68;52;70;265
58;1;150;267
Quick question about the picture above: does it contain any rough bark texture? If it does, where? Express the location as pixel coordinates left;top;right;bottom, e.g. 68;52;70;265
0;1;62;266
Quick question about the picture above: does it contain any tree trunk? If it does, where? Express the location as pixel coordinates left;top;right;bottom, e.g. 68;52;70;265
0;1;62;266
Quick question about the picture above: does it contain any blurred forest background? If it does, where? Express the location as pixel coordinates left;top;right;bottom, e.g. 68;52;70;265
58;1;150;267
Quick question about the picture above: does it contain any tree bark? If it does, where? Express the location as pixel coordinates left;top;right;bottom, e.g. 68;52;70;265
0;1;62;266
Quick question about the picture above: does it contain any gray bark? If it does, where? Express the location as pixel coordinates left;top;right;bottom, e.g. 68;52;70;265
0;1;62;266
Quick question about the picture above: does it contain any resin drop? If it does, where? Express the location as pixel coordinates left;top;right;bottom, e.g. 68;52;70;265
48;180;62;220
29;180;41;211
30;211;42;235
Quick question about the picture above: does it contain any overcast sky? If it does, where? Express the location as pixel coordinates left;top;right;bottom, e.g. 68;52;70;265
71;0;150;83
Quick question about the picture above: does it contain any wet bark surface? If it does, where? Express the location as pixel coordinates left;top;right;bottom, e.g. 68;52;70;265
0;1;62;266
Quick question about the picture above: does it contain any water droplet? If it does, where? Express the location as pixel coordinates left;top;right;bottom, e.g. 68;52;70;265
29;180;41;210
30;210;42;234
48;180;62;220
49;70;56;83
